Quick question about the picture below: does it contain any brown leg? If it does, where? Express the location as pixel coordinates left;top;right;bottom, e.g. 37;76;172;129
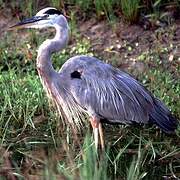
99;123;105;150
90;117;100;150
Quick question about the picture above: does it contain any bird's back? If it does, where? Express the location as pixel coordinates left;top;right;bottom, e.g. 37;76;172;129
58;55;177;133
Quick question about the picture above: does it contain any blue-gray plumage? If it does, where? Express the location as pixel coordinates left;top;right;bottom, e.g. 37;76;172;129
60;55;177;132
11;7;177;149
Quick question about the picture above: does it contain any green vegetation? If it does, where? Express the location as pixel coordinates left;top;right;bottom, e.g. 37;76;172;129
120;0;140;23
0;1;179;179
1;0;180;23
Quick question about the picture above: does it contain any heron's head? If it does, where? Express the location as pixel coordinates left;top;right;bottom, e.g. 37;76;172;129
10;7;67;29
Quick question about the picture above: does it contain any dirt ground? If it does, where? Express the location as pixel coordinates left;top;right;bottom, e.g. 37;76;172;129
78;17;180;75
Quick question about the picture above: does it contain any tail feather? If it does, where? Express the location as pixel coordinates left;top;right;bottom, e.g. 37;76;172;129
149;98;178;133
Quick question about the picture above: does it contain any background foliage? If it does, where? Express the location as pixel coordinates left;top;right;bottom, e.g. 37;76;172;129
0;0;179;179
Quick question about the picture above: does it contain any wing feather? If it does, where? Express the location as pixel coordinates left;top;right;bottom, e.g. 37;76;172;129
60;56;154;125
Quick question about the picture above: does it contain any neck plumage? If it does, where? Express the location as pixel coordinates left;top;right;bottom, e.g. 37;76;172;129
36;19;69;78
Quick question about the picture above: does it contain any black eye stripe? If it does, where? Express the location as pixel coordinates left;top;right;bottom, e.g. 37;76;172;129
44;9;62;15
43;14;49;19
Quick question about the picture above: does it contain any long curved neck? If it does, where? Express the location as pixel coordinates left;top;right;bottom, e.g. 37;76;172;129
36;17;69;77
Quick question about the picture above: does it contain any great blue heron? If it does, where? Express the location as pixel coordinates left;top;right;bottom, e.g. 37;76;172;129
11;7;177;149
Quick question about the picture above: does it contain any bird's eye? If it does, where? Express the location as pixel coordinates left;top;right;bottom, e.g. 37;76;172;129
44;14;49;18
71;71;81;79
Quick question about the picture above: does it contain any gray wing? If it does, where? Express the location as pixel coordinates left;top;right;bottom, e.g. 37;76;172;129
59;55;155;124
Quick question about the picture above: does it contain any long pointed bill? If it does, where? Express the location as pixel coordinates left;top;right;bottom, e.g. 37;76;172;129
9;16;46;30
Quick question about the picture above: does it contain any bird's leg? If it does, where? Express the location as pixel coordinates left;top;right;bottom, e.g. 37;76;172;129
90;117;99;150
93;127;99;150
99;123;105;150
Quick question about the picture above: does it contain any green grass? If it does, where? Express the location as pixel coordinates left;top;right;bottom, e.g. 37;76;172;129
0;3;180;179
0;30;179;179
2;0;180;24
120;0;140;23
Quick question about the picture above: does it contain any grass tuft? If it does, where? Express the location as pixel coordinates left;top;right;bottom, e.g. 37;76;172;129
120;0;140;23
